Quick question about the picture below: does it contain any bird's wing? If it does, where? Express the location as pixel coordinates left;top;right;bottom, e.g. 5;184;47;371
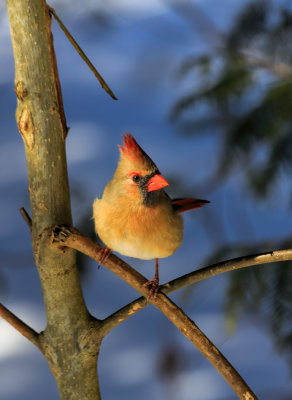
172;198;210;213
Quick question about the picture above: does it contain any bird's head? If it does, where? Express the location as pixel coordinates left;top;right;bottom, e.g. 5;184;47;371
114;133;169;205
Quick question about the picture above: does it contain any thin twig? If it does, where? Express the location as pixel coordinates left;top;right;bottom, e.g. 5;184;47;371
48;6;118;100
20;207;32;232
51;226;258;400
101;249;292;335
0;303;41;350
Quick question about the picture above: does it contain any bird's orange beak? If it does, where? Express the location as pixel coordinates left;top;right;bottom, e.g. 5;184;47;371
147;174;169;192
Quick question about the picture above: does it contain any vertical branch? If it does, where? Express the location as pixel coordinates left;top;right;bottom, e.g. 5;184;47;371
6;1;101;399
9;1;71;238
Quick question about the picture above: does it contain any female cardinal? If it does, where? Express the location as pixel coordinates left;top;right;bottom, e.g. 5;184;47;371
93;133;209;299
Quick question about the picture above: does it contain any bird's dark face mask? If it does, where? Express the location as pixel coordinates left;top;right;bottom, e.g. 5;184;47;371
132;170;169;207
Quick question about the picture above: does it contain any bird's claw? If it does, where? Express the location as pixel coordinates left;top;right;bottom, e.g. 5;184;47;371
97;247;112;269
144;276;159;300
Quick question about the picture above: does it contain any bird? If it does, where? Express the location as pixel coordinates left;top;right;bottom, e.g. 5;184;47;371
93;133;209;299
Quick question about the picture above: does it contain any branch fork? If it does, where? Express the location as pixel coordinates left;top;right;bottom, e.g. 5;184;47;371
4;221;292;399
50;224;259;400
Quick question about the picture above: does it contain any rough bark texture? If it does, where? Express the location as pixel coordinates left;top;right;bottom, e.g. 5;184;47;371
6;1;101;398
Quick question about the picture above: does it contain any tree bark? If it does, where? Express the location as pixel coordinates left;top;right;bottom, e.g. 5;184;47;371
6;0;101;398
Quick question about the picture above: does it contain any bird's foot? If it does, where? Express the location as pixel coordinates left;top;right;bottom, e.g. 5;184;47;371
144;275;159;300
97;246;112;269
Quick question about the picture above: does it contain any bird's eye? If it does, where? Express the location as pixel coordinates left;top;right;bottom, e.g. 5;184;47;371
132;175;140;182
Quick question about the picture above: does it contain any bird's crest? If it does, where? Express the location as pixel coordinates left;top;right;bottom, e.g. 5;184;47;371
118;133;143;162
118;133;157;171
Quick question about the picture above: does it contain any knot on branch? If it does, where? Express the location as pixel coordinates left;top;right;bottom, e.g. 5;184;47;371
50;224;75;253
52;224;81;243
15;81;28;100
18;107;34;149
52;224;71;242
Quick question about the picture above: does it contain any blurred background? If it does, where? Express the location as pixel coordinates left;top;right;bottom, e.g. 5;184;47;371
1;0;292;399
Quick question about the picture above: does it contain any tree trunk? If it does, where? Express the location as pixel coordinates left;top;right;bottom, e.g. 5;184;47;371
6;0;101;398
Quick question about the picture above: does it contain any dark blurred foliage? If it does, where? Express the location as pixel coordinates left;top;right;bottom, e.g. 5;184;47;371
171;0;292;198
156;342;189;400
203;238;292;368
157;342;186;379
171;1;292;370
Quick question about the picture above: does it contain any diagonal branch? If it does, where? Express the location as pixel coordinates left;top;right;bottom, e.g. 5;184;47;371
100;248;292;334
51;225;258;400
0;303;41;350
48;5;118;100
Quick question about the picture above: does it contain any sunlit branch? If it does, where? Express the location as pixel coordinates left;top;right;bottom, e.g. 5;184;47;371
51;225;258;399
101;249;292;335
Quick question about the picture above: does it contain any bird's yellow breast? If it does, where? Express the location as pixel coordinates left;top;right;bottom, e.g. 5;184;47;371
93;195;183;260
